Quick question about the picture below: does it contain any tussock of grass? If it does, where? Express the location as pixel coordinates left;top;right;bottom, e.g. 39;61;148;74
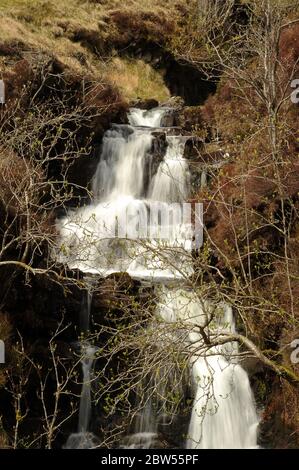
0;0;180;101
106;58;170;102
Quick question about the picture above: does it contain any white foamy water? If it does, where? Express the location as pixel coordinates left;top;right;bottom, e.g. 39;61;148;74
57;108;193;280
128;107;167;127
65;288;98;449
92;126;153;201
157;287;259;449
59;107;259;449
149;136;190;203
187;355;259;449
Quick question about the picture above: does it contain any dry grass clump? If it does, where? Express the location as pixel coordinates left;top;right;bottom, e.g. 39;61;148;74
0;0;182;101
106;58;170;102
107;7;175;46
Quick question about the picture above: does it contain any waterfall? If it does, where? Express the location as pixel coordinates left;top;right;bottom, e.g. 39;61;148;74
78;343;97;434
187;355;259;449
58;106;259;449
186;306;259;449
121;399;158;449
65;286;98;449
57;108;192;280
149;136;190;203
128;108;167;127
92;125;153;201
157;287;258;448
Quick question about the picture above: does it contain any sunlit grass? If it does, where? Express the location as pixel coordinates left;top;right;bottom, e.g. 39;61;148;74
0;0;176;101
106;58;170;102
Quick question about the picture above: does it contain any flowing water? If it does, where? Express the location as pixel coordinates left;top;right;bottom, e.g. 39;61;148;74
65;286;98;449
58;106;259;449
65;343;98;449
149;136;190;203
157;287;258;448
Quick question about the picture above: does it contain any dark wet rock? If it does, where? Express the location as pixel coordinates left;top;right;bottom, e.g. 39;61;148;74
151;126;184;136
132;98;159;110
183;136;204;160
158;414;190;449
111;123;135;138
142;131;167;193
151;131;167;160
106;271;137;291
92;272;140;313
188;148;231;191
160;109;178;127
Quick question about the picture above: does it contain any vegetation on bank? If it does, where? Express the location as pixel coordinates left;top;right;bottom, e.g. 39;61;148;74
0;0;177;102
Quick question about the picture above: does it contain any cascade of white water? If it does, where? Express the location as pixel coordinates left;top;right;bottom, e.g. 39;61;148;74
65;287;98;449
122;399;158;449
78;343;97;434
156;287;259;449
188;362;259;447
58;106;259;449
57;108;192;280
187;355;259;449
78;285;96;436
128;108;167;127
149;136;190;203
92;126;153;201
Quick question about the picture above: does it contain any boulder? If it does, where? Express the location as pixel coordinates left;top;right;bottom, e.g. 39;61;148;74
183;136;204;160
143;131;167;193
92;272;139;313
132;98;159;110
